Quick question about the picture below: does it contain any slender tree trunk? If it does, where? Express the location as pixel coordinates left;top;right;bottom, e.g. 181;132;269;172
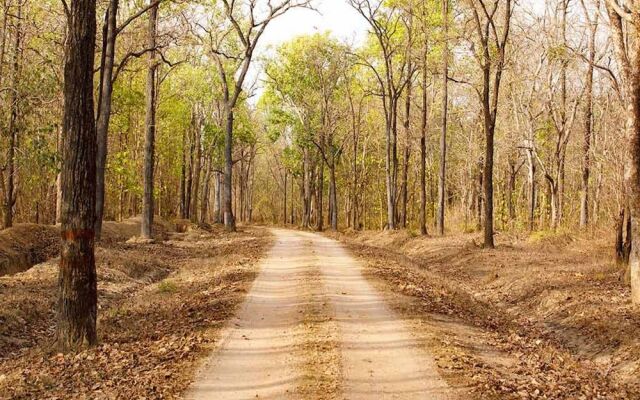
283;170;287;225
214;171;222;223
437;0;448;236
95;0;118;239
419;40;428;235
190;110;201;223
200;155;212;224
580;10;596;229
3;0;22;229
141;2;158;239
179;129;187;219
316;161;324;231
526;149;536;231
185;128;194;219
223;107;235;231
56;0;98;351
329;164;338;231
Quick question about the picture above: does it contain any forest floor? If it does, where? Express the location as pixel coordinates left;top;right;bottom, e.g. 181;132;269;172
1;224;638;399
0;222;271;399
328;228;640;399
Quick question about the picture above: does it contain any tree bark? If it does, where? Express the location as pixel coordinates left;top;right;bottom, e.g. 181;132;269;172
56;0;98;351
179;128;187;219
3;0;22;229
141;2;158;239
223;107;235;231
419;38;428;236
437;0;448;236
95;0;119;239
190;109;202;223
580;3;597;229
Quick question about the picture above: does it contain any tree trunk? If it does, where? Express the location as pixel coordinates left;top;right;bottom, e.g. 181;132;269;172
141;2;158;239
94;0;118;239
437;0;448;236
56;0;98;351
190;110;201;223
580;10;596;229
179;128;187;219
283;170;287;225
419;39;428;236
214;171;222;223
329;164;338;231
223;107;235;231
482;76;495;248
3;0;22;229
526;149;536;232
200;155;212;224
316;161;324;231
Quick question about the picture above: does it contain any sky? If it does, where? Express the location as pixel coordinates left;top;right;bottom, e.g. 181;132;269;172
257;0;370;53
247;0;546;101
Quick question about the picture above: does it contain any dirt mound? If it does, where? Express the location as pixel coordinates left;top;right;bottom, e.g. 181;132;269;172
101;216;172;243
0;217;175;278
0;227;273;399
0;224;59;276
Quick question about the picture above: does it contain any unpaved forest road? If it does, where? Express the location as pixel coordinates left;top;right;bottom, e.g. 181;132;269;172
187;229;454;400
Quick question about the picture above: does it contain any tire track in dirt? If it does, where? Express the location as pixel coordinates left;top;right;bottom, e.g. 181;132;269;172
187;229;454;399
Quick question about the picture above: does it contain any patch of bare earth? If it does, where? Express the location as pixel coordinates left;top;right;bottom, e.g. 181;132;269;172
297;266;342;400
329;229;639;399
0;225;272;399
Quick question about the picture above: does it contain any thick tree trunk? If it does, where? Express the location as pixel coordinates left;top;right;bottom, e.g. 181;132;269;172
94;0;118;239
141;2;158;239
56;0;98;351
628;15;640;302
482;73;495;248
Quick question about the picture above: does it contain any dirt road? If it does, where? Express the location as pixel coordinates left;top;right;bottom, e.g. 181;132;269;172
187;229;453;399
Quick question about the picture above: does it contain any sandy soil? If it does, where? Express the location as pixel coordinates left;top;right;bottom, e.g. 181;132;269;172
188;229;454;399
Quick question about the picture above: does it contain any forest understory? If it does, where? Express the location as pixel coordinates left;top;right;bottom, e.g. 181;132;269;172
0;222;271;399
330;228;640;399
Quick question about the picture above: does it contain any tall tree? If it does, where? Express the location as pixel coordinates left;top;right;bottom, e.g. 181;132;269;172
205;0;307;231
467;0;513;248
349;0;413;230
579;0;599;229
141;1;158;239
605;0;640;303
2;0;21;229
56;0;98;351
437;0;449;236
